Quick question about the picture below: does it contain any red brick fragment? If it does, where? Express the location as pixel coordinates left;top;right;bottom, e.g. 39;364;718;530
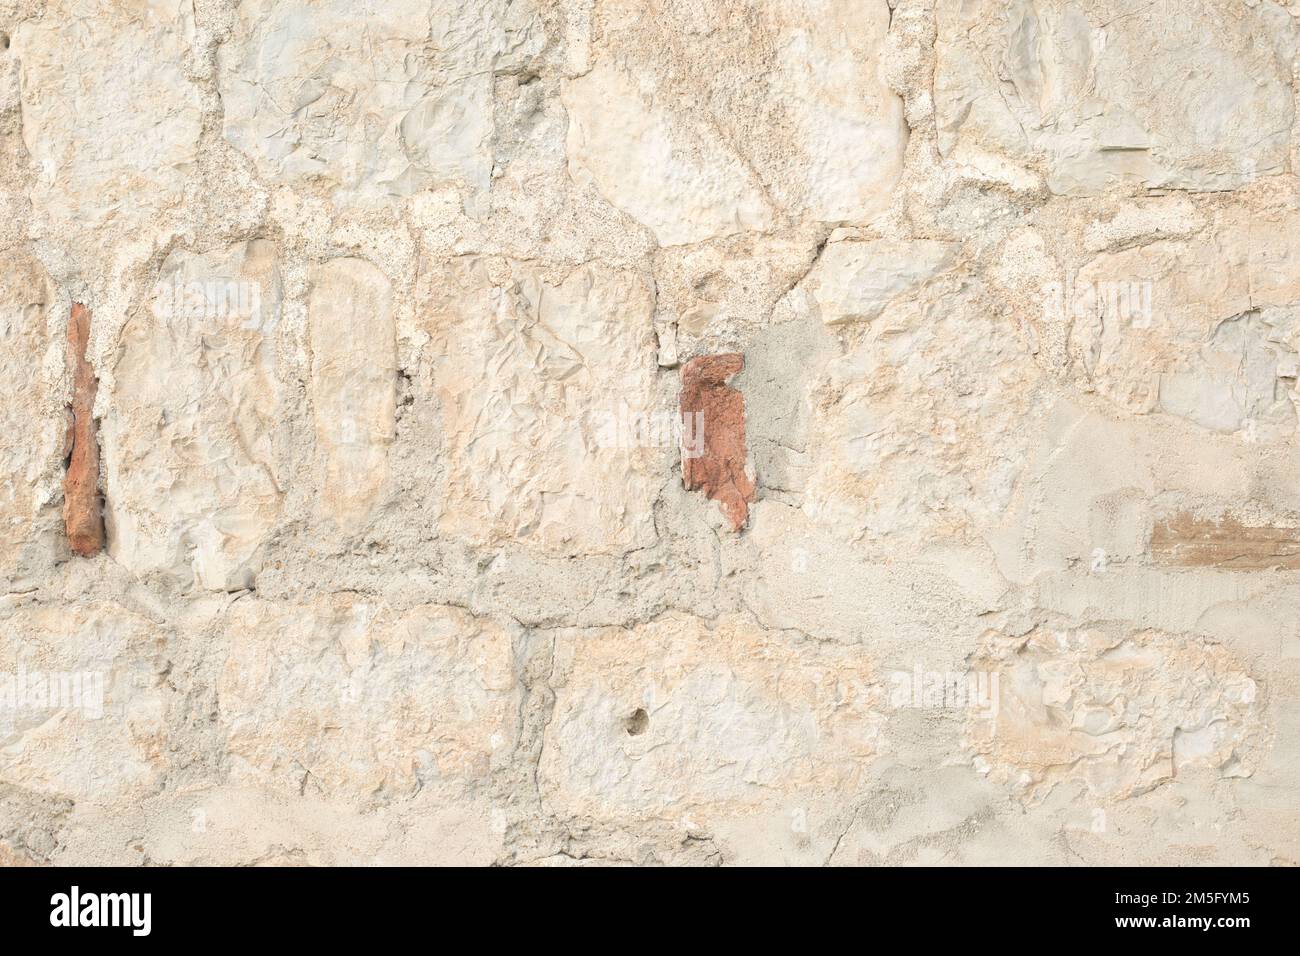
679;353;755;532
63;302;104;557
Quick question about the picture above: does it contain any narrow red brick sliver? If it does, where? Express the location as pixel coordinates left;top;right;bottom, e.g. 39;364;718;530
64;302;104;556
680;353;755;532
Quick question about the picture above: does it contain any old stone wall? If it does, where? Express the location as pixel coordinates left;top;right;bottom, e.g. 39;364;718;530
1;0;1299;865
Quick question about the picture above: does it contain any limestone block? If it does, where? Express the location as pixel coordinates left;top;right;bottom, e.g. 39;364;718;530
934;0;1296;194
308;257;397;532
14;0;203;232
801;278;1038;548
807;238;956;326
562;0;906;243
563;60;774;246
540;614;885;825
216;598;518;803
103;240;284;590
968;627;1266;803
0;251;59;575
219;0;520;212
422;256;660;555
0;603;175;803
1060;203;1300;428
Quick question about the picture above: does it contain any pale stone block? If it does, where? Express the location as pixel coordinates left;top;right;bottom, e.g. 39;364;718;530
308;257;397;531
103;240;284;590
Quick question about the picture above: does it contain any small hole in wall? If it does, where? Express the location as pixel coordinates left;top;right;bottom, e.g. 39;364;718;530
1;35;9;51
624;708;649;736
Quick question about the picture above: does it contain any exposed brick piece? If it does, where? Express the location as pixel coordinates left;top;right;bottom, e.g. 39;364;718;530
63;302;104;557
679;353;755;532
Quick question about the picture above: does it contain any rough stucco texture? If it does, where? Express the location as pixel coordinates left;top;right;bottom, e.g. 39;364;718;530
1;0;1300;867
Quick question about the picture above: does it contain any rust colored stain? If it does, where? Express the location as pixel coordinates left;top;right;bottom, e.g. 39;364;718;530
63;302;104;557
680;353;755;532
1150;512;1300;570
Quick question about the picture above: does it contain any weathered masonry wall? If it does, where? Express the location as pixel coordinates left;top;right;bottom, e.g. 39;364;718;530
1;0;1299;865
